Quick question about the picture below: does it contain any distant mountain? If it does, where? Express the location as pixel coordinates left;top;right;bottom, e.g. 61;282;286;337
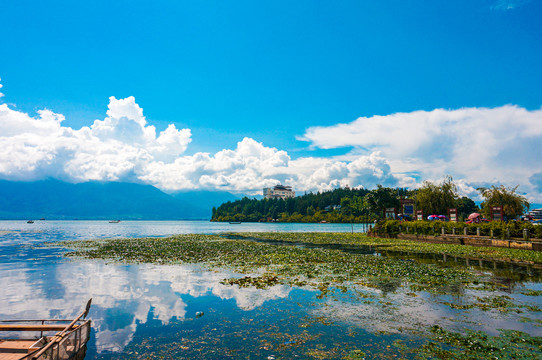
0;180;237;220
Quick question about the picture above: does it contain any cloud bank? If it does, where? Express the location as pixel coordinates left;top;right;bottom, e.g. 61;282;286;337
1;79;541;201
300;106;542;201
0;85;397;194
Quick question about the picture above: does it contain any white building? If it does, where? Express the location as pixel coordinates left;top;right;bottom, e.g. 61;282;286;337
528;208;542;220
263;185;295;200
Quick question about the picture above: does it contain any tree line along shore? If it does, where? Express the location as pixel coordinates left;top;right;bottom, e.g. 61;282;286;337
211;177;530;224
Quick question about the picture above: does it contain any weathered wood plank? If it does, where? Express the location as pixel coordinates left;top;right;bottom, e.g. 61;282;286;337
0;339;35;350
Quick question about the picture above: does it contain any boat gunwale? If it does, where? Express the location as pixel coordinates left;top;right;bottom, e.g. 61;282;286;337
0;320;80;324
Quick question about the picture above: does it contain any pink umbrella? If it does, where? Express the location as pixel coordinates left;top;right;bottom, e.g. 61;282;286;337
468;213;480;220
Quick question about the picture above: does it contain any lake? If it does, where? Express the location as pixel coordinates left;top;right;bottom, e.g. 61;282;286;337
1;220;541;359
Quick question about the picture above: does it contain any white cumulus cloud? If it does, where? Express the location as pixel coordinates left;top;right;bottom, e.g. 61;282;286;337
300;105;542;201
0;91;398;193
138;137;398;193
0;96;192;183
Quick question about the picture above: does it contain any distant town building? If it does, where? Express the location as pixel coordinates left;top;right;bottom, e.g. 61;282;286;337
263;185;295;200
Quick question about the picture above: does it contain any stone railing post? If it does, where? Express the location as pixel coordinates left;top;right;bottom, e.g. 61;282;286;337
452;228;456;235
490;229;494;238
476;227;481;236
441;227;445;236
523;229;529;241
464;227;468;236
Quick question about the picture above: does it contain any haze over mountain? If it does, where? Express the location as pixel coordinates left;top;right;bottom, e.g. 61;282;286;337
0;180;239;220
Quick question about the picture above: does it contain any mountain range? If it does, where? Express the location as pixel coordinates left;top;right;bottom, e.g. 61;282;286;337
0;180;239;220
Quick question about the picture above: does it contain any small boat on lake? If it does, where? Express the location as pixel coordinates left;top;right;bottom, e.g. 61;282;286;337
229;221;242;224
26;221;34;224
0;299;92;360
108;220;120;223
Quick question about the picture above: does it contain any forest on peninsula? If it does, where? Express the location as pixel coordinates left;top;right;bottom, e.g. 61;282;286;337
211;177;530;224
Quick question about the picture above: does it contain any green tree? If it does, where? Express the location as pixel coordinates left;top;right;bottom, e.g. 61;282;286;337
364;185;400;218
285;197;295;214
340;197;352;216
478;185;529;220
415;176;458;215
351;195;365;217
455;196;479;221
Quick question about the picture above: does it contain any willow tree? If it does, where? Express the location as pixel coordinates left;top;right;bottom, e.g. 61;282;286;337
478;185;529;220
415;176;458;216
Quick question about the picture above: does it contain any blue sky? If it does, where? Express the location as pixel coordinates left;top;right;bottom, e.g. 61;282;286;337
1;0;542;201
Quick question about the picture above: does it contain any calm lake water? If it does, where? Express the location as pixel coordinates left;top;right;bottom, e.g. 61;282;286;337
1;220;541;359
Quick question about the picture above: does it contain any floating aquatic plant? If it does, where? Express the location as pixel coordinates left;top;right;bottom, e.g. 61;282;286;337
417;325;542;359
56;232;542;359
60;232;541;295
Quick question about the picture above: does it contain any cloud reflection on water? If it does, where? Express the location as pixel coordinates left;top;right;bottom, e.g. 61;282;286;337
0;261;291;353
312;284;542;337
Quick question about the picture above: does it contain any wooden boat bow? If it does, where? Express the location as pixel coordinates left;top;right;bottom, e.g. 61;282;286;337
0;299;93;360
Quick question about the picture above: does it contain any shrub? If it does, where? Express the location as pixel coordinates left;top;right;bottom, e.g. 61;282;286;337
376;220;541;239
